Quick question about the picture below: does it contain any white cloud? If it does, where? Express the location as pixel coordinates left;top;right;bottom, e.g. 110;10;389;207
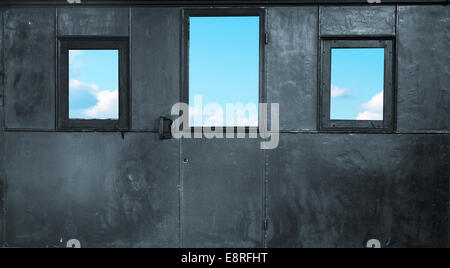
356;91;383;120
69;79;118;119
69;51;86;78
84;90;118;119
70;79;99;92
360;91;383;112
69;50;83;64
331;85;352;98
356;111;382;120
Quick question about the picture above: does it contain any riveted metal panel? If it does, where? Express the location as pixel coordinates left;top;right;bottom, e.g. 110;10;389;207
4;132;180;248
267;134;449;248
266;7;318;131
4;8;55;130
131;8;180;131
320;6;396;36
57;7;129;36
182;138;264;248
397;6;450;132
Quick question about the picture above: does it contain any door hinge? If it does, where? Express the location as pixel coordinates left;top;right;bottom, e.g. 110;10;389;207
159;116;173;140
264;33;269;45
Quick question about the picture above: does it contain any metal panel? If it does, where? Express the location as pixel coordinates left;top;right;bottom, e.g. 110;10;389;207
131;8;180;131
0;123;3;247
3;0;449;6
320;6;396;36
4;8;55;129
267;134;449;248
0;126;3;247
57;7;129;36
182;138;264;248
397;6;450;132
4;132;180;248
0;8;4;246
266;7;318;131
0;7;3;92
0;3;449;249
0;7;4;110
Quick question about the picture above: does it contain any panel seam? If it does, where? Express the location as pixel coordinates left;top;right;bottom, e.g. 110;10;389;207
179;8;184;249
262;7;268;249
55;8;58;131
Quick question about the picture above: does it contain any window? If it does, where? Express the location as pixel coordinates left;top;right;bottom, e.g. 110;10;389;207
320;39;394;131
183;9;264;128
58;38;129;130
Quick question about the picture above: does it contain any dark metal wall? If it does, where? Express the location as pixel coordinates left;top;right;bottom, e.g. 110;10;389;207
0;6;5;247
0;4;449;248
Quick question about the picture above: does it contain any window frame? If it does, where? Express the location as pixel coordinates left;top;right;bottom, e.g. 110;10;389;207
319;38;395;132
57;37;129;131
181;8;266;132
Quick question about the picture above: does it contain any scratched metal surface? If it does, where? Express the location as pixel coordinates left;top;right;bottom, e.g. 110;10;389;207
266;7;318;131
0;7;4;246
181;138;264;248
320;6;396;36
2;0;449;6
4;132;180;248
131;8;181;131
266;134;450;248
58;7;129;36
0;4;449;248
4;8;55;130
397;6;450;132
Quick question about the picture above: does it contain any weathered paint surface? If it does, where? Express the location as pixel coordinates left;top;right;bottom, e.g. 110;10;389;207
397;6;450;132
182;138;264;248
266;134;449;248
58;7;129;36
4;8;55;130
3;0;449;5
0;7;5;246
0;4;449;248
131;8;181;131
266;7;318;131
4;132;180;248
320;6;396;36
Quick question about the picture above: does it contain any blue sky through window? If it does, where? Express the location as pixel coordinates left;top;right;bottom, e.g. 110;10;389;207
68;25;384;124
69;49;119;119
330;48;385;120
189;16;260;127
